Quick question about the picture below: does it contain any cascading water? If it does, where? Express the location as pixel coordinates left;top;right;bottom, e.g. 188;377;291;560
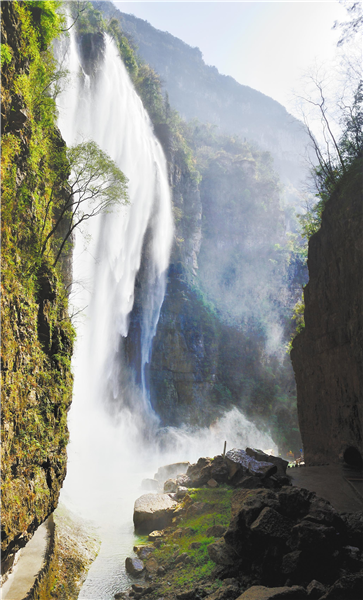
56;27;277;599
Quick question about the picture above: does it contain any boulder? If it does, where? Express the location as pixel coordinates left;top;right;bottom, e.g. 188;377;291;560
164;479;178;493
125;556;145;577
145;556;158;574
250;507;291;540
177;474;192;487
133;494;177;534
207;478;218;488
134;545;154;560
290;520;337;552
154;462;190;482
187;457;213;487
206;524;226;538
207;540;237;566
225;449;277;480
210;455;230;483
236;585;307;599
246;448;289;478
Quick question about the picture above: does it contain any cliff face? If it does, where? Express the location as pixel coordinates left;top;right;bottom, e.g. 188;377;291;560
291;161;363;466
1;2;74;573
148;129;304;451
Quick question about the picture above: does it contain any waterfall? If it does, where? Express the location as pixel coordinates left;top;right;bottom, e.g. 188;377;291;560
56;28;277;598
57;32;173;424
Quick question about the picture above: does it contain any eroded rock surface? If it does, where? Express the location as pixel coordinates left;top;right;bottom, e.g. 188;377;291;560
291;164;363;466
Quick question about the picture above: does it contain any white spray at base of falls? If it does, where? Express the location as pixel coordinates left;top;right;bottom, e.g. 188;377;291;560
56;31;277;598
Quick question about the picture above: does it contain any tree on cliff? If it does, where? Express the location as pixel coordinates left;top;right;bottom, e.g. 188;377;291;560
41;140;128;266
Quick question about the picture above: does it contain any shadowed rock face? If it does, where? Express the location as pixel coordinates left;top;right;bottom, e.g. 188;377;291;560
291;161;363;466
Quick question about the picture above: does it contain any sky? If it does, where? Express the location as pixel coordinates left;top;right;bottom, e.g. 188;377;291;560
111;1;349;116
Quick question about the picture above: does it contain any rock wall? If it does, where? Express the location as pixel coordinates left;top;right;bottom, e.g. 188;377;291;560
1;2;74;573
291;160;363;466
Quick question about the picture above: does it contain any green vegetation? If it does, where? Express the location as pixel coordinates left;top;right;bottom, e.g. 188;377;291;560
1;0;72;563
149;488;232;598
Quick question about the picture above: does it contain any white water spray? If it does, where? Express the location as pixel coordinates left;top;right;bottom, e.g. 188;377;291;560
56;30;277;598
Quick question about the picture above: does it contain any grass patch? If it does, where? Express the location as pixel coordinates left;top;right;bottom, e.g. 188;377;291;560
149;487;233;598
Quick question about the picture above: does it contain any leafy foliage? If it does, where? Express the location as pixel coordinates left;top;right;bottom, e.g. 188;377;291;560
41;140;129;266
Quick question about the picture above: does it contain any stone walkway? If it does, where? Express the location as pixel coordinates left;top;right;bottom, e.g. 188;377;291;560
1;521;49;600
290;464;363;512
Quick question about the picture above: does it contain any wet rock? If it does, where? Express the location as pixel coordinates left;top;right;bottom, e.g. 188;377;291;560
225;449;277;480
207;540;237;566
114;593;127;599
125;556;145;577
134;545;154;560
306;579;328;598
236;585;307;599
154;462;190;482
134;494;177;534
206;525;226;538
164;479;178;493
246;448;289;478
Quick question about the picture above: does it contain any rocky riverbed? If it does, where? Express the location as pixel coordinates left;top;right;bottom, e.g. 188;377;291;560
115;449;363;600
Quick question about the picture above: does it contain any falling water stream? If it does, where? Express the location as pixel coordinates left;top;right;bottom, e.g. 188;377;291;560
56;30;277;598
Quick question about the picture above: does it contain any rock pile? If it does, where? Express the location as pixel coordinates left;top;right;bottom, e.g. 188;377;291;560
208;486;363;598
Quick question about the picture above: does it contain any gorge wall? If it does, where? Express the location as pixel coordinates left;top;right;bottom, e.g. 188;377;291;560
291;159;363;466
1;2;73;573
